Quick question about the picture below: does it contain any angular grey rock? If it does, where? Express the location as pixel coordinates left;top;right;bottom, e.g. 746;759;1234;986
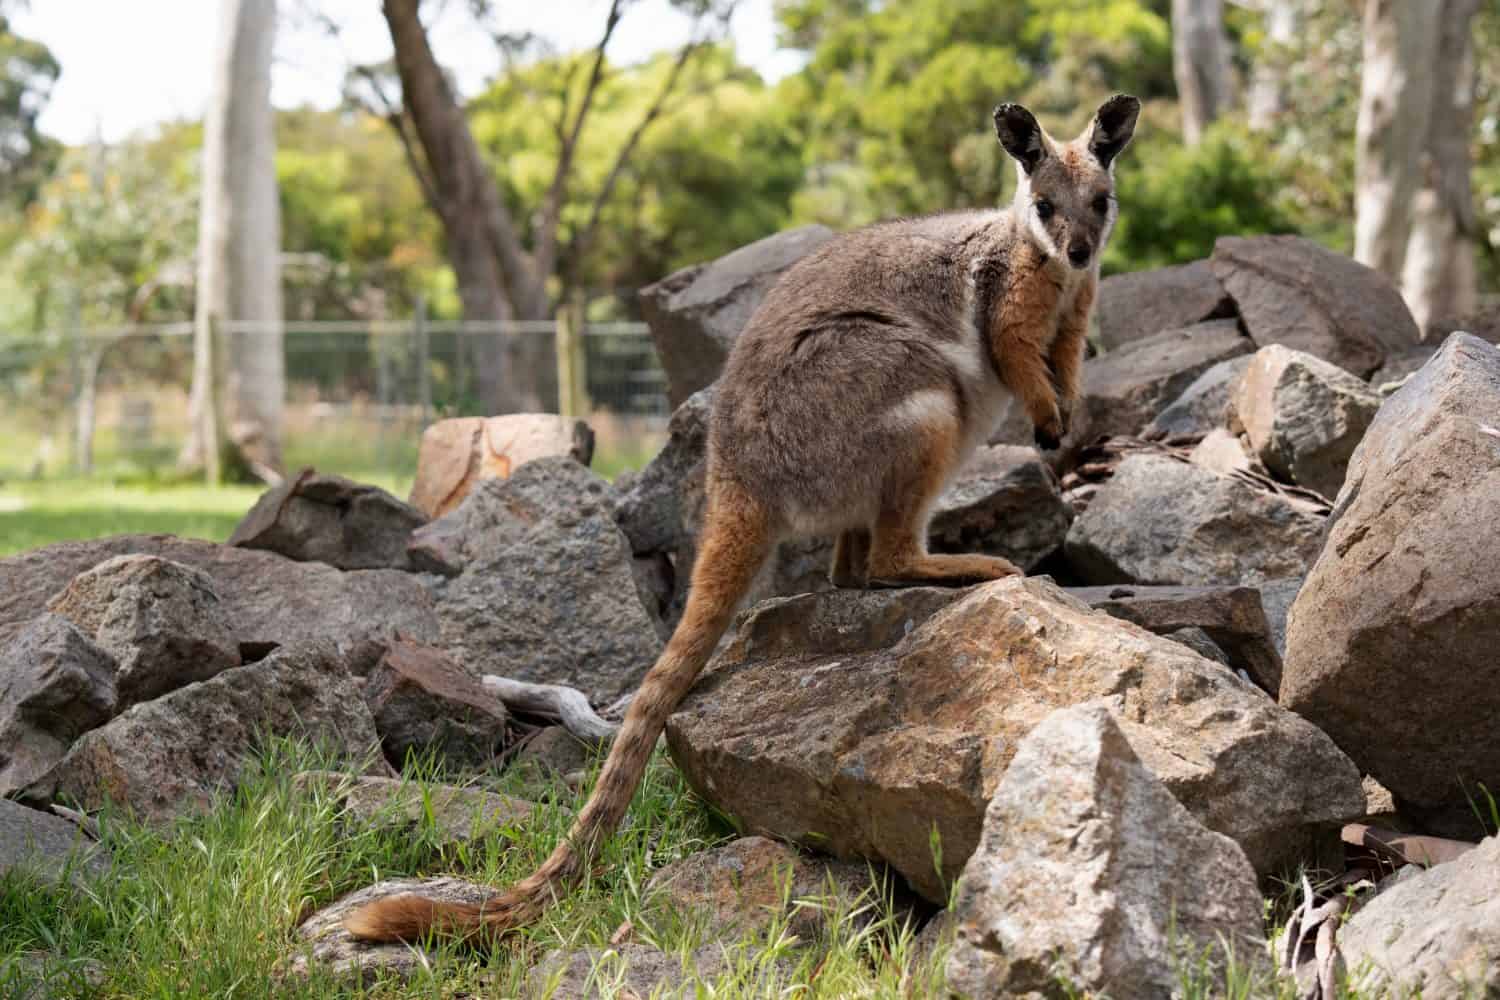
640;224;834;407
506;725;594;791
1077;319;1252;443
295;771;532;851
229;469;427;570
946;705;1266;999
419;458;663;705
1282;334;1500;835
1256;577;1302;659
45;554;240;707
0;798;108;888
1166;625;1231;665
644;836;885;939
0;535;440;667
289;876;496;984
525;943;737;999
1210;235;1420;377
667;578;1363;902
1369;344;1438;393
1068;583;1282;693
1340;834;1500;998
1065;454;1326;587
362;639;509;769
1232;345;1382;498
1096;259;1235;351
23;641;381;824
1145;354;1254;441
0;614;116;795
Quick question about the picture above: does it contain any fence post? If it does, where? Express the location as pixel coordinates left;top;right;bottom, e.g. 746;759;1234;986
203;314;224;486
414;296;431;429
556;295;590;418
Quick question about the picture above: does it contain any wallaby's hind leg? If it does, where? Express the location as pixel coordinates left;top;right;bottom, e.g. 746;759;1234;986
866;423;1021;587
830;528;871;588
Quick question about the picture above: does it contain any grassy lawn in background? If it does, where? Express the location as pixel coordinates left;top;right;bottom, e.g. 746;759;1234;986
0;427;660;557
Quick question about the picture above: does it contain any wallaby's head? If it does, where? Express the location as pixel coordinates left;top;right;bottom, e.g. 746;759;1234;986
993;94;1140;271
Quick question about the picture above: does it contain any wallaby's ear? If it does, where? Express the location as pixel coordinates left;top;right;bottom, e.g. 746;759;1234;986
1085;94;1140;168
993;103;1047;175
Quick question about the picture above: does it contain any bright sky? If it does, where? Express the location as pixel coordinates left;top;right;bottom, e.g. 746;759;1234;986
12;0;804;146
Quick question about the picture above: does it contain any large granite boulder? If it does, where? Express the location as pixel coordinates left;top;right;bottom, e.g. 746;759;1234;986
947;706;1265;999
0;535;440;667
229;470;427;570
1232;345;1382;498
406;414;595;519
1210;235;1420;378
0;615;116;795
22;641;381;824
1282;334;1500;835
639;225;834;407
1095;259;1235;352
44;554;240;708
667;578;1363;902
1339;834;1500;998
414;458;662;705
1065;454;1326;587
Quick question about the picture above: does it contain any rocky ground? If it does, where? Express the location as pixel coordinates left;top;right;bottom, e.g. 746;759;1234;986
5;230;1500;998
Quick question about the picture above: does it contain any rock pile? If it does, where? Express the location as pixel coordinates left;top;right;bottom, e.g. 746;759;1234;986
5;229;1492;998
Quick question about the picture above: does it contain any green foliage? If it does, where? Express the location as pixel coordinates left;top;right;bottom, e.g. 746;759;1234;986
0;13;59;209
1106;122;1299;274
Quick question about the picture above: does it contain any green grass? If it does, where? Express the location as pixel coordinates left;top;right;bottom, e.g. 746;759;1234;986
0;740;948;998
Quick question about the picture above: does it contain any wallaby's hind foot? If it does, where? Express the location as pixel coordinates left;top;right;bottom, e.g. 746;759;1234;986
867;552;1021;588
829;528;871;588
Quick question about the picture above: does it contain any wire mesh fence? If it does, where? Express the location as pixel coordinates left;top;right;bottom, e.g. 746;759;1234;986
0;319;670;486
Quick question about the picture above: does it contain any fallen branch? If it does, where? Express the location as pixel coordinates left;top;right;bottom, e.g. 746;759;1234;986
482;675;619;744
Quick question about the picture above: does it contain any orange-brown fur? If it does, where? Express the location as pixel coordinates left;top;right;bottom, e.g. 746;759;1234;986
342;94;1139;947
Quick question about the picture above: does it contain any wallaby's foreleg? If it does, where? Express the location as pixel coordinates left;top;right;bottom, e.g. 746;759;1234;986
830;528;871;588
1048;282;1092;432
866;420;1021;586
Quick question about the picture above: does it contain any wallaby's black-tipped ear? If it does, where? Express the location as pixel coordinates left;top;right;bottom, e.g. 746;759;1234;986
1086;94;1140;168
993;103;1046;175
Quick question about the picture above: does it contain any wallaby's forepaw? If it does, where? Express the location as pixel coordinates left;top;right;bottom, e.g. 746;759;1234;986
1034;422;1063;451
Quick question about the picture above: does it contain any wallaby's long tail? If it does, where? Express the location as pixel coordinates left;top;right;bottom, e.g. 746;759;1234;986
341;481;772;945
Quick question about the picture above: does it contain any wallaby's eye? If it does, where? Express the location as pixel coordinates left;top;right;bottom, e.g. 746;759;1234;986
1092;194;1110;215
1035;198;1054;221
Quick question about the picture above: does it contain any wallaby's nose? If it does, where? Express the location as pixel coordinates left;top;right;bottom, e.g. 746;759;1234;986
1068;241;1092;268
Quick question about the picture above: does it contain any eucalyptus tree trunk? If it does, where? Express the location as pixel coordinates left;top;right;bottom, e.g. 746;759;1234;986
1172;0;1234;144
1353;0;1441;283
1247;0;1297;131
1401;0;1481;335
183;0;284;480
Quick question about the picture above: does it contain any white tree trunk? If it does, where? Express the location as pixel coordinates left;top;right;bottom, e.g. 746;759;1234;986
1353;0;1441;283
1247;0;1298;131
185;0;283;478
1400;0;1481;336
1172;0;1235;144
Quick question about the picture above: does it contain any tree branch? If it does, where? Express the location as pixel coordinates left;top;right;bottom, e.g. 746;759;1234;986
566;5;734;292
534;0;625;287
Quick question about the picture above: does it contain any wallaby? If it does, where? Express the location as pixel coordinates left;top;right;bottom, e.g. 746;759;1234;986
343;93;1140;945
